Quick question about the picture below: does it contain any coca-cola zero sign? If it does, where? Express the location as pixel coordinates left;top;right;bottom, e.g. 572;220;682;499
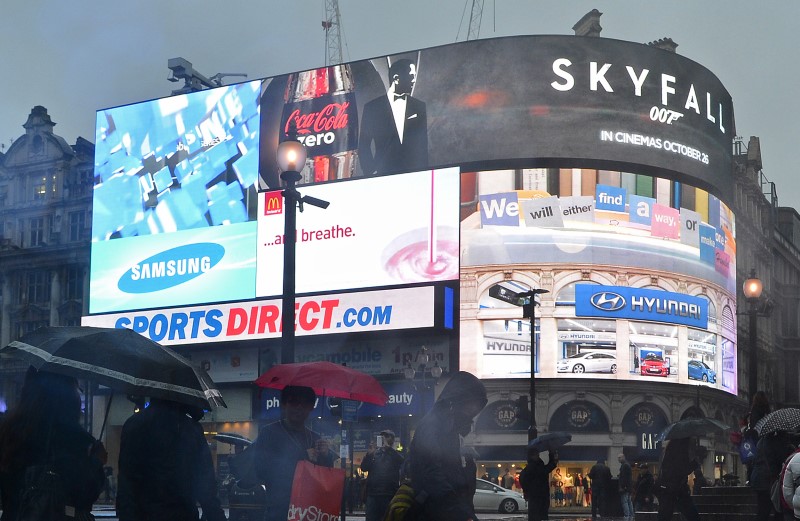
281;92;358;156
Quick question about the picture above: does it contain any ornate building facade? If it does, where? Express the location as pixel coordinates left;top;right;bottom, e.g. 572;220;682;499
0;106;94;406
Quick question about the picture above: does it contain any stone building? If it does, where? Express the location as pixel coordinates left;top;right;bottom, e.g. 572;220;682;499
0;106;94;407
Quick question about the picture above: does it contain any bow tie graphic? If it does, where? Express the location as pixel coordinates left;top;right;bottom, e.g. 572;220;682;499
393;93;409;101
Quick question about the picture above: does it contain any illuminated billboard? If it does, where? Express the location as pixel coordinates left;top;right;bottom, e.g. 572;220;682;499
257;35;734;202
460;168;738;395
87;35;737;391
81;286;439;345
256;168;460;296
88;157;457;313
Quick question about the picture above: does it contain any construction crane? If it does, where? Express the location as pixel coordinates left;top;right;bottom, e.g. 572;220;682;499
467;0;485;40
322;0;344;65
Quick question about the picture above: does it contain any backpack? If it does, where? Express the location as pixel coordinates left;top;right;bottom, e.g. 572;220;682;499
739;429;758;465
771;449;800;513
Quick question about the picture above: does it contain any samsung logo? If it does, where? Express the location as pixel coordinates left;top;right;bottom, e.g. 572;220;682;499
118;243;224;294
590;292;626;312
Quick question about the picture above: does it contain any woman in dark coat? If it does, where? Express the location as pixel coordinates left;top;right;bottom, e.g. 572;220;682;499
0;368;107;521
116;398;226;521
408;371;488;521
519;449;558;521
656;438;700;521
749;430;795;521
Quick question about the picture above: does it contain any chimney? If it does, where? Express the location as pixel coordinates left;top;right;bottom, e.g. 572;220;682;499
573;9;603;37
647;38;679;53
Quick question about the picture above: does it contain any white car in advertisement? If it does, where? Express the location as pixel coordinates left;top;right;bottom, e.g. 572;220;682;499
556;351;618;374
473;478;527;513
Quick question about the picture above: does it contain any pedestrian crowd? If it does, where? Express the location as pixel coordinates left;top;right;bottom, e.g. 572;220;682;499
5;367;800;521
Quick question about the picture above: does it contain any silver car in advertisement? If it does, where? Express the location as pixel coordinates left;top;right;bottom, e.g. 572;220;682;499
557;351;618;374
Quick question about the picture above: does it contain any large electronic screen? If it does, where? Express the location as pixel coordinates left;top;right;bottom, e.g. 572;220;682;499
257;35;734;202
88;35;738;390
459;167;738;395
90;104;457;315
256;168;460;296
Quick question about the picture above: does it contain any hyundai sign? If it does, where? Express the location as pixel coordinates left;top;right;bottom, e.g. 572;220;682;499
575;284;708;328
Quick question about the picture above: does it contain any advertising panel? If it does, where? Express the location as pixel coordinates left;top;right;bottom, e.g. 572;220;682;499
256;168;460;297
257;36;734;202
88;36;737;395
89;147;457;314
461;168;737;395
81;286;437;345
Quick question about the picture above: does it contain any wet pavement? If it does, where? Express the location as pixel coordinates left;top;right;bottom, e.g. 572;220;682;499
87;505;634;521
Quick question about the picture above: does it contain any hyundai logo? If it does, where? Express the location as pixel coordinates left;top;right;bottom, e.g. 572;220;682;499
590;292;626;312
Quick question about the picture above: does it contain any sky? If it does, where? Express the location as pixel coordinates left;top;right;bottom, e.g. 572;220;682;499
2;1;798;208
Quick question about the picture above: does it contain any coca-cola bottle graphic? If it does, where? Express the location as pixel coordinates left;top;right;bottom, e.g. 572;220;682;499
281;64;358;184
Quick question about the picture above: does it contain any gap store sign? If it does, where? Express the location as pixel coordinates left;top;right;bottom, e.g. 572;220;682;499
575;284;707;328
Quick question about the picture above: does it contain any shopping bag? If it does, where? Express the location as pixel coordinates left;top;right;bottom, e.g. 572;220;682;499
288;460;346;521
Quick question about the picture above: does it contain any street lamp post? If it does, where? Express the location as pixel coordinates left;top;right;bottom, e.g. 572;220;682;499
488;283;548;441
743;270;764;398
276;133;329;364
519;289;549;441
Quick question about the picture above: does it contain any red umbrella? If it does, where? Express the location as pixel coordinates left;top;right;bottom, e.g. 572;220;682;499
254;361;388;406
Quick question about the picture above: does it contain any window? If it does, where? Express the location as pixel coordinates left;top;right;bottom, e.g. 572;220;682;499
65;266;83;301
29;217;45;246
68;211;85;242
26;271;50;304
33;175;47;200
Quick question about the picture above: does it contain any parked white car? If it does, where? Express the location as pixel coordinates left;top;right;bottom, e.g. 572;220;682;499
556;351;617;374
473;478;527;513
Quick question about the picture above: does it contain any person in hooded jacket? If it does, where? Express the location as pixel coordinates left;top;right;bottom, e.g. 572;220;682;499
0;368;107;521
116;398;226;521
408;371;488;521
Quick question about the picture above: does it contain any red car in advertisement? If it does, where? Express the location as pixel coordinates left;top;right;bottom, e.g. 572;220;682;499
640;353;670;377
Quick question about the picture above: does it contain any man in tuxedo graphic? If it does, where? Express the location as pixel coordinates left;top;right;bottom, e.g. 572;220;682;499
359;58;428;176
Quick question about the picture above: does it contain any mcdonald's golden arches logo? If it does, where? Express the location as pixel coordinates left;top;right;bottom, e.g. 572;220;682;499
264;191;283;216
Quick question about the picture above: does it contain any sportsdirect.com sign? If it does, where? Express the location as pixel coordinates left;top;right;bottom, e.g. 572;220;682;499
81;286;435;346
575;284;708;328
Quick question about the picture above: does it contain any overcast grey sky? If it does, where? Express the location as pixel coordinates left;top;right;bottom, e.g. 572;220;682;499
2;1;797;209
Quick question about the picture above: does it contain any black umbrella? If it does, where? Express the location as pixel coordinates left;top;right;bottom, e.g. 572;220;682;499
658;417;728;441
527;432;572;453
1;326;226;410
754;408;800;436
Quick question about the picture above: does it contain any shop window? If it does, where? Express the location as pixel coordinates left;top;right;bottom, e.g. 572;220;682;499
629;321;678;377
556;318;616;358
720;337;737;392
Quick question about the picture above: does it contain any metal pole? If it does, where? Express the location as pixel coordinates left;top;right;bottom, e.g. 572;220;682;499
280;171;301;365
529;300;537;442
748;303;758;398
